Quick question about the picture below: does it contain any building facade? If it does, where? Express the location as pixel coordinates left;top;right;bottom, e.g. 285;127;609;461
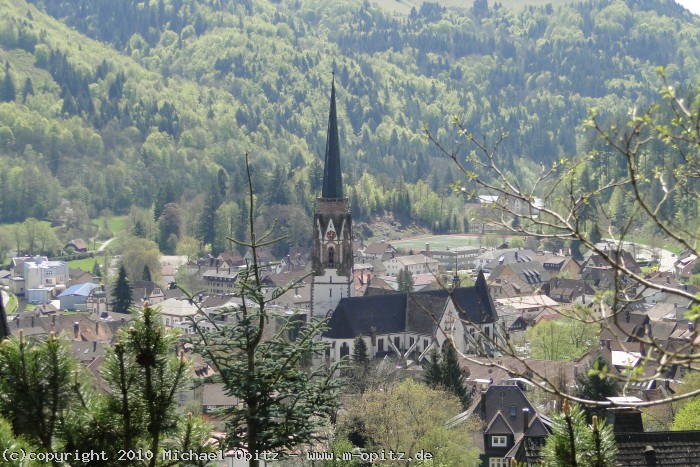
311;76;354;317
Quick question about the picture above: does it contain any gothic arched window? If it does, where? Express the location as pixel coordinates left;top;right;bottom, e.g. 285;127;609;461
328;247;335;267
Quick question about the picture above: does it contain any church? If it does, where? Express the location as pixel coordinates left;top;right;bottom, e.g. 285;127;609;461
310;76;502;362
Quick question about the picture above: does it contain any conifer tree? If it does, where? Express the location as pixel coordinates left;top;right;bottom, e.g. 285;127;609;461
424;344;471;409
0;63;15;103
352;336;369;365
187;154;343;466
91;260;101;278
574;354;619;422
110;264;133;313
21;77;33;103
543;400;617;467
141;263;152;281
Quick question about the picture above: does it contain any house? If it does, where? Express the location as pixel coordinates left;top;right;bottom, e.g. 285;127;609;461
603;401;700;466
543;277;594;303
382;254;439;277
581;249;642;289
202;266;238;295
421;243;482;270
475;249;535;272
24;257;69;304
58;282;101;311
531;253;580;278
488;262;550;299
86;286;109;315
64;239;89;253
69;267;97;286
674;249;699;281
10;256;47;277
483;250;537;273
160;297;198;329
199;382;238;416
359;241;396;260
460;384;551;466
322;272;502;361
131;280;165;307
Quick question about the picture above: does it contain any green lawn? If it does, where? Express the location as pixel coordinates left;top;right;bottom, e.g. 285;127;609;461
68;256;100;272
5;293;18;314
93;215;127;236
391;234;483;252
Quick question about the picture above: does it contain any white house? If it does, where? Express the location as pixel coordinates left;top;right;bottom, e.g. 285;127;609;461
382;254;439;277
24;256;69;304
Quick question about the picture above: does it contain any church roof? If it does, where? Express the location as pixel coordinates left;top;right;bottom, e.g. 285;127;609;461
322;271;497;339
321;75;343;199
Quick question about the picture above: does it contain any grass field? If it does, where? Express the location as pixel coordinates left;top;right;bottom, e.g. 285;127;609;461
68;256;100;272
94;216;127;236
391;234;482;251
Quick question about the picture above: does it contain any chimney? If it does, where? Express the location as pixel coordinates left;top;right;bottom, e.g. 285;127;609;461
523;408;530;433
688;321;695;333
606;339;611;350
646;323;652;338
425;243;431;257
31;316;34;328
73;322;79;339
480;390;487;413
199;294;203;303
95;321;99;334
93;340;97;352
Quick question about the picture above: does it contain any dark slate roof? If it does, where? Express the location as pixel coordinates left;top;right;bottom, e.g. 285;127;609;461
323;271;497;339
472;385;536;437
485;412;514;435
615;431;700;466
324;293;408;339
321;75;343;199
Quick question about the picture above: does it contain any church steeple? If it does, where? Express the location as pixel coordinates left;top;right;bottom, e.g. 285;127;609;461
322;73;343;199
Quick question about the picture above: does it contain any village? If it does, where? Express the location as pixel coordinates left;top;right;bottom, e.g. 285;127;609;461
2;81;700;465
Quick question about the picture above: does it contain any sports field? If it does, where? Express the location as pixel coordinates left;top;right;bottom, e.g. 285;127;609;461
391;235;483;252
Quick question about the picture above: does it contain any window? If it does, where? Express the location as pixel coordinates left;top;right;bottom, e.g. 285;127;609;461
489;458;508;467
492;435;507;447
328;247;335;267
509;405;517;417
378;339;384;352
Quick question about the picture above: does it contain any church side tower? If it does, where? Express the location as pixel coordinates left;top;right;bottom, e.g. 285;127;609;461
311;75;354;317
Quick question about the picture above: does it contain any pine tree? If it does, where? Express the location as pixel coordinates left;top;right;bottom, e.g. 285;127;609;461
91;260;101;278
21;77;33;103
0;64;15;103
542;400;617;467
441;342;471;409
424;347;444;389
352;336;369;365
110;264;133;313
141;264;152;282
574;353;619;422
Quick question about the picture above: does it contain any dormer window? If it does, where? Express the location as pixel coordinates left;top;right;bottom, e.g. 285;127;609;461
491;435;507;447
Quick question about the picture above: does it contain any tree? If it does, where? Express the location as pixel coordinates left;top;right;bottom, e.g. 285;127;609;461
526;318;597;361
141;263;152;281
671;397;700;431
574;354;619;422
157;202;180;254
197;179;223;253
118;237;161;283
543;400;617;467
186;153;343;466
0;64;15;103
397;268;414;292
426;71;700;409
424;343;471;409
91;260;101;278
110;264;132;313
351;336;369;365
342;378;479;466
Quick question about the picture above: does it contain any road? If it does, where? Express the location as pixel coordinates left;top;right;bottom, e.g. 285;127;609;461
599;239;676;272
97;237;116;252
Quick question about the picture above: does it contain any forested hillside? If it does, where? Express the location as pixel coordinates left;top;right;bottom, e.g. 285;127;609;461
0;0;699;252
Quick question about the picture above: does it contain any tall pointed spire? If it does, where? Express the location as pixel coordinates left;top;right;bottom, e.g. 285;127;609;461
322;72;343;199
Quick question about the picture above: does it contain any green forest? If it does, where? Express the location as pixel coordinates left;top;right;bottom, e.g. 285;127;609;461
0;0;699;254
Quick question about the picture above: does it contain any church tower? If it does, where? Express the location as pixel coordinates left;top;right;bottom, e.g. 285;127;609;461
311;75;354;317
